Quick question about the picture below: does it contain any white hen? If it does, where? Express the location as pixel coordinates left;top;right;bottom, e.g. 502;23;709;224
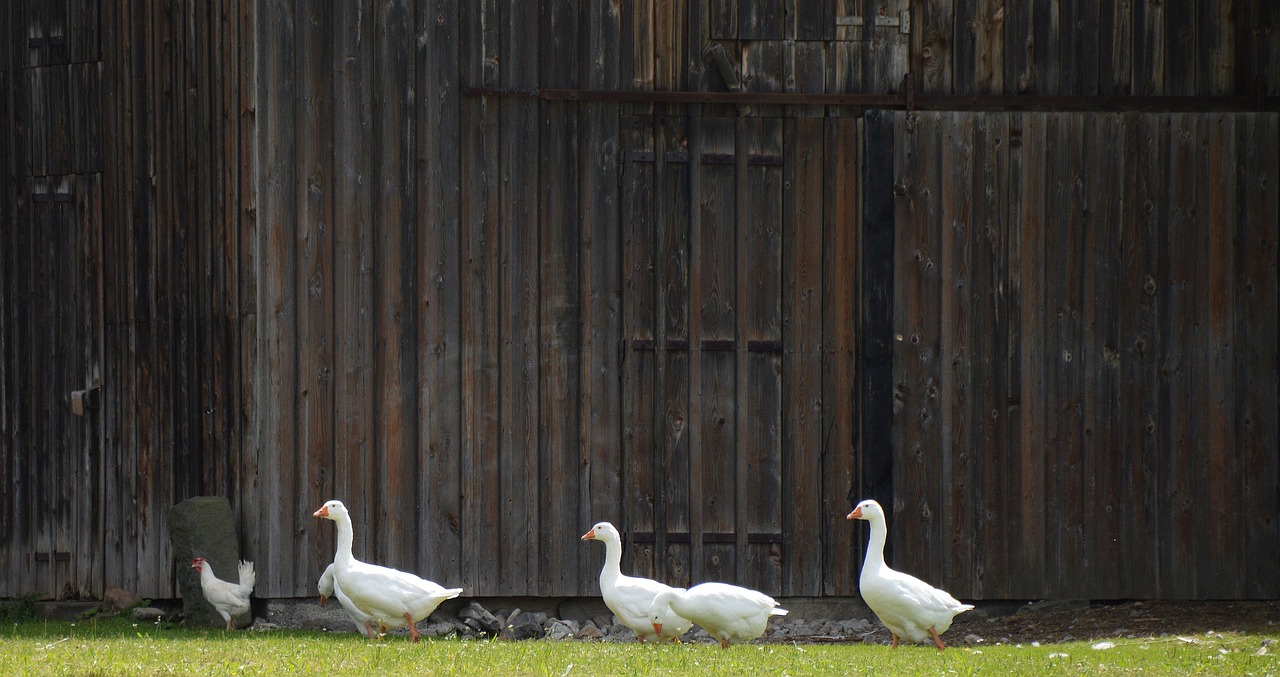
581;521;693;642
192;557;255;630
847;499;973;650
314;500;463;642
649;582;787;648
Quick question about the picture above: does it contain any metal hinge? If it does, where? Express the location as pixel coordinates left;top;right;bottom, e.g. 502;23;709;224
836;9;911;34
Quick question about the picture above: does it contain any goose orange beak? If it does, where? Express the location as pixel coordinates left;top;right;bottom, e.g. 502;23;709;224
847;507;862;520
653;622;662;635
581;528;596;540
314;505;329;518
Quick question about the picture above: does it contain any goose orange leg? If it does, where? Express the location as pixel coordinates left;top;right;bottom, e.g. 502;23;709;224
406;613;420;643
891;633;900;649
929;626;947;651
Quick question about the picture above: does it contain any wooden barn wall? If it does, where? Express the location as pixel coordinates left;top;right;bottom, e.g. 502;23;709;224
2;0;1278;603
888;110;1279;599
916;0;1280;96
248;1;865;599
0;0;254;599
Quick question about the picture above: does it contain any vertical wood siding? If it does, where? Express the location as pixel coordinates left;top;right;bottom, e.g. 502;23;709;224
889;111;1279;599
2;1;1277;602
0;0;255;598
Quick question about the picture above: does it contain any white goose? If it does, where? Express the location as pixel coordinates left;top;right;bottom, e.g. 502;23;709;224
314;500;463;642
648;582;787;648
318;563;383;638
847;499;973;650
581;521;693;642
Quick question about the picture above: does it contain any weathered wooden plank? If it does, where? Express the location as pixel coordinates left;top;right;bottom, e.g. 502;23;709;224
372;0;417;573
654;0;685;92
1236;113;1279;597
0;64;10;594
121;1;149;595
33;177;57;597
709;0;737;40
915;0;953;93
683;0;708;94
954;0;1005;95
625;0;654;91
827;42;862;116
1132;0;1165;95
1197;0;1234;95
656;114;691;586
938;111;975;594
1006;0;1060;94
740;0;783;40
94;0;128;598
1099;0;1133;94
1248;2;1280;96
1051;113;1090;597
540;0;583;596
25;67;48;176
458;0;500;594
784;40;824;118
496;0;541;595
1061;1;1099;95
1162;113;1198;595
70;63;103;173
697;116;737;583
999;112;1027;597
865;0;911;94
1013;113;1047;595
782;116;825;596
1164;0;1195;96
67;0;99;64
234;0;258;556
1032;0;1061;95
967;113;1005;597
1114;112;1163;598
205;0;231;501
190;0;216;501
1200;113;1239;597
792;0;825;40
658;346;691;587
251;0;297;597
744;40;786;99
832;0;864;43
621;115;658;579
70;174;99;596
331;0;374;592
416;0;464;588
295;0;334;587
822;117;858;596
1083;114;1124;599
0;0;11;72
739;117;783;594
578;13;622;573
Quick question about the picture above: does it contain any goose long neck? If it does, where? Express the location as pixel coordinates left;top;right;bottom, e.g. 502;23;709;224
600;536;623;583
333;514;355;565
863;515;888;571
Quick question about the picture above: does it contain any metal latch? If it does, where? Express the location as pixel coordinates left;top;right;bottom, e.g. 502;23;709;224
836;9;911;34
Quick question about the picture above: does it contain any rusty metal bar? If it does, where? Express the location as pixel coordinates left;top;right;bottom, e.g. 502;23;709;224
461;85;1278;112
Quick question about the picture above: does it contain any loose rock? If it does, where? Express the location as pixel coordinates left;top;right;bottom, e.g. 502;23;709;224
132;607;165;622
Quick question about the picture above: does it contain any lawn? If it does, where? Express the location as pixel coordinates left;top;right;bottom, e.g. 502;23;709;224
1;617;1276;676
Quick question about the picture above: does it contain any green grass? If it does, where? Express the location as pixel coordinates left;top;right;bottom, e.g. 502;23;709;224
1;617;1276;676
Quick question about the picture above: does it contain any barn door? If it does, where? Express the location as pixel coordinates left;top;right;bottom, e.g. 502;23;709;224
618;114;861;597
0;0;105;599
